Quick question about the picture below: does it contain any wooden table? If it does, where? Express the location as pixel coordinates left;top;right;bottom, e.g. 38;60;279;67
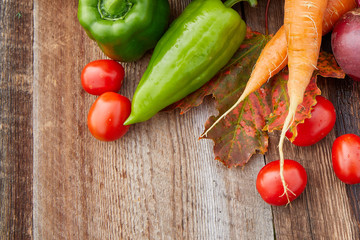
1;0;360;239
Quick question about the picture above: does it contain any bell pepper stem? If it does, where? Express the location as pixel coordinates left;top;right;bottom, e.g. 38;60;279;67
98;0;132;20
223;0;257;8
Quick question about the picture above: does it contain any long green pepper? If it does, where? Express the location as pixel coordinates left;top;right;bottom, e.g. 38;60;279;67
78;0;170;62
124;0;256;125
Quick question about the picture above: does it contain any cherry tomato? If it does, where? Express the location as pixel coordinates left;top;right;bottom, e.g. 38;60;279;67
87;92;131;141
256;159;307;206
81;59;125;95
332;134;360;184
286;95;336;146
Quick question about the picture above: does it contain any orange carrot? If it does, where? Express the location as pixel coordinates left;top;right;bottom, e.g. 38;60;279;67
322;0;357;34
201;0;355;138
279;0;328;203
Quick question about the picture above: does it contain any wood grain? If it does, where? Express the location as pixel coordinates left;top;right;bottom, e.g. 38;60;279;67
322;32;360;234
330;77;360;230
0;1;33;239
33;0;273;239
245;1;360;239
1;0;359;238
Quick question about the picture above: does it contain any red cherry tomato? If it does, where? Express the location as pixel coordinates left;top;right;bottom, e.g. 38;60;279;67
81;59;125;95
87;92;131;141
256;160;307;206
332;134;360;184
286;95;336;146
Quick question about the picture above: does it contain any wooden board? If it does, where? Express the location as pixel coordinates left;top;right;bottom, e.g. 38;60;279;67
1;0;360;239
0;1;33;239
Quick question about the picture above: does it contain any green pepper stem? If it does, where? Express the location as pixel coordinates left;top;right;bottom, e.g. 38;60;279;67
98;0;133;20
223;0;257;8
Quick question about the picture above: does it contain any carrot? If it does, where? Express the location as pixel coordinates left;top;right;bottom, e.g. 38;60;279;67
279;0;328;203
322;0;357;34
201;0;355;138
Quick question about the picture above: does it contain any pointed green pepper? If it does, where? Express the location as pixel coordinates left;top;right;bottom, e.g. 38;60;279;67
124;0;256;125
78;0;170;62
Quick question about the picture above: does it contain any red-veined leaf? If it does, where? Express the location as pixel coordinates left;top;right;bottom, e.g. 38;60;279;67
169;30;345;167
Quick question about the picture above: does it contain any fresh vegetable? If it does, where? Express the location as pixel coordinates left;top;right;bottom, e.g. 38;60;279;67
322;0;357;34
286;96;336;146
81;60;125;95
202;0;356;137
169;29;343;168
88;92;131;141
332;134;360;184
331;8;360;81
124;0;257;125
278;0;328;203
77;0;170;62
256;160;307;206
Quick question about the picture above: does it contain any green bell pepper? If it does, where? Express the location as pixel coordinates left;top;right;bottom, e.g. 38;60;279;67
124;0;256;125
78;0;170;62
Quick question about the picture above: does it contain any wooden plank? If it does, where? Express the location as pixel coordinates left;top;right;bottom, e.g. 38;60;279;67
330;77;360;230
267;122;359;239
323;34;360;231
0;1;34;239
243;0;284;34
33;0;274;239
266;83;360;236
244;0;360;238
